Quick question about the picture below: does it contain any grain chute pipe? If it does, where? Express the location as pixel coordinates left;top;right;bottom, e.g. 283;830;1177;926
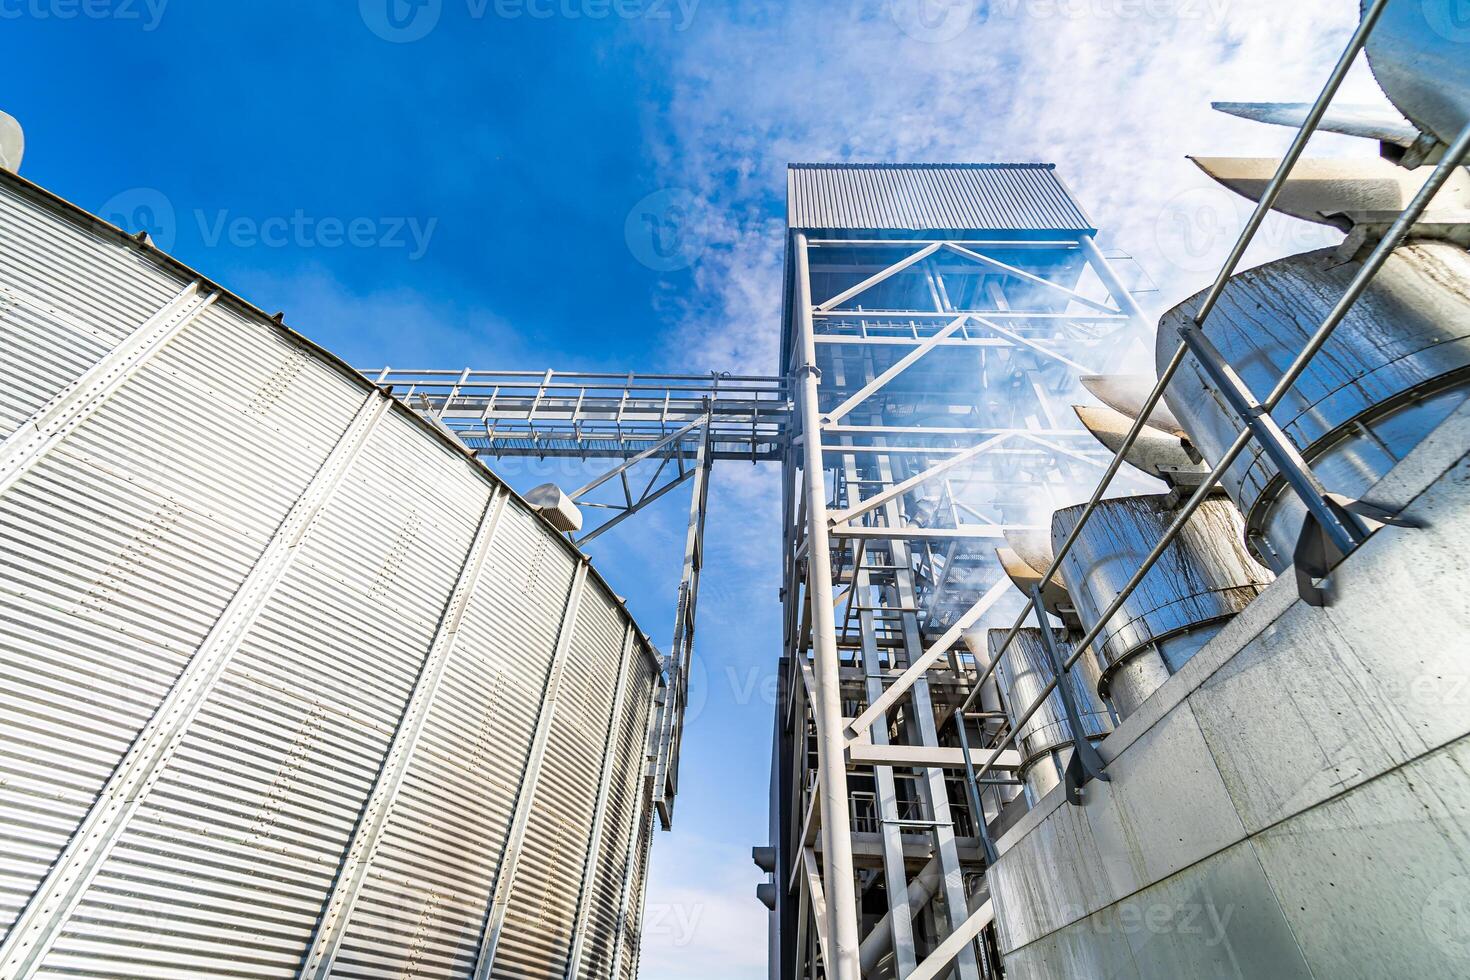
792;230;861;980
1193;0;1393;326
1263;116;1470;409
970;427;1255;783
955;341;1191;720
957;0;1394;728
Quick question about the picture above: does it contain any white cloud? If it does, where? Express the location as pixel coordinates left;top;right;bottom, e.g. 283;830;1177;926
641;0;1394;376
638;835;771;980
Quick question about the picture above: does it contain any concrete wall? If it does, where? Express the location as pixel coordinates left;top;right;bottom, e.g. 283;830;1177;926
989;399;1470;979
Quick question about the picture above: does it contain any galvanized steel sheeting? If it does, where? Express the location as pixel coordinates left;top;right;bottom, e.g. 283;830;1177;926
987;629;1111;777
1050;495;1271;682
0;172;660;979
786;163;1094;233
1158;243;1470;566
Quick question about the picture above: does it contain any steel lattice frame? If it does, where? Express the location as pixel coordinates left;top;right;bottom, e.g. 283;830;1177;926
776;231;1151;980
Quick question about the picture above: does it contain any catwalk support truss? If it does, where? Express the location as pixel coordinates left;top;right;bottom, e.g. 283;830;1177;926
776;230;1150;980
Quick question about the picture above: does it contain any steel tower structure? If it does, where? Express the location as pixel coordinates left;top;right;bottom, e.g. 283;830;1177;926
770;164;1152;980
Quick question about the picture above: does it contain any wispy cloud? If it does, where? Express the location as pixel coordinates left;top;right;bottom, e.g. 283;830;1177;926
638;0;1390;377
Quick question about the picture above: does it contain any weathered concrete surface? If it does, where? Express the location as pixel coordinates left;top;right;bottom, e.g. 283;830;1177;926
991;399;1470;979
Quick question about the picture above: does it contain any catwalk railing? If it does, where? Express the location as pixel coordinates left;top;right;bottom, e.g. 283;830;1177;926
363;368;790;461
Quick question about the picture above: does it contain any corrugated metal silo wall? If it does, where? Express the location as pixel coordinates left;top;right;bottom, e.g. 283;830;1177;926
0;173;661;980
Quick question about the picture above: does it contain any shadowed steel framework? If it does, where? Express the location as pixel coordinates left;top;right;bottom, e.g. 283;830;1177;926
772;164;1151;980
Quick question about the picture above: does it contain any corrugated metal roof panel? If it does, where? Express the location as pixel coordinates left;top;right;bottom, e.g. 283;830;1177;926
786;163;1093;233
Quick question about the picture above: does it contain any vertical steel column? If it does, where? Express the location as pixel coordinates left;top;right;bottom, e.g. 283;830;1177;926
1077;234;1150;330
792;231;862;979
876;455;983;980
837;435;918;977
652;418;714;827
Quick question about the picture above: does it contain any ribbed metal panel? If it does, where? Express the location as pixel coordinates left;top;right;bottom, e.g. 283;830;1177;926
489;590;628;980
325;501;578;980
575;653;655;980
613;814;655;980
0;172;661;980
0;286;113;440
786;164;1093;233
0;179;186;347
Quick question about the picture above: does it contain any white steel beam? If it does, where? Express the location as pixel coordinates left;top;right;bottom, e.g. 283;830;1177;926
800;848;834;974
821;314;970;424
847;738;1021;771
814;242;942;312
846;578;1011;738
941;241;1118;314
968;314;1096;374
0;282;217;496
826;433;1012;526
793;232;862;980
905;900;995;980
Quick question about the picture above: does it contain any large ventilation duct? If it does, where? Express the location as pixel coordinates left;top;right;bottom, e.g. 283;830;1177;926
1363;0;1470;157
1051;496;1272;717
1157;243;1470;570
986;629;1111;800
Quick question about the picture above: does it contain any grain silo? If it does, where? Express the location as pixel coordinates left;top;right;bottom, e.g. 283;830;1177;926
0;167;661;980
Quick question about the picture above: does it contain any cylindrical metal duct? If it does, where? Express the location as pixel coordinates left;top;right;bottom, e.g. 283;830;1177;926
1364;0;1470;151
1052;495;1273;717
987;629;1112;800
962;628;1024;818
1157;243;1470;569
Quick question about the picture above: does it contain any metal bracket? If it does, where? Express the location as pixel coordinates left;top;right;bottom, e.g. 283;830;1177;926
954;717;1000;867
1292;494;1420;607
1031;588;1109;803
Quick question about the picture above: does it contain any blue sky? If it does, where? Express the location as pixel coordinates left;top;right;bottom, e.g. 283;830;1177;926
2;1;1388;975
